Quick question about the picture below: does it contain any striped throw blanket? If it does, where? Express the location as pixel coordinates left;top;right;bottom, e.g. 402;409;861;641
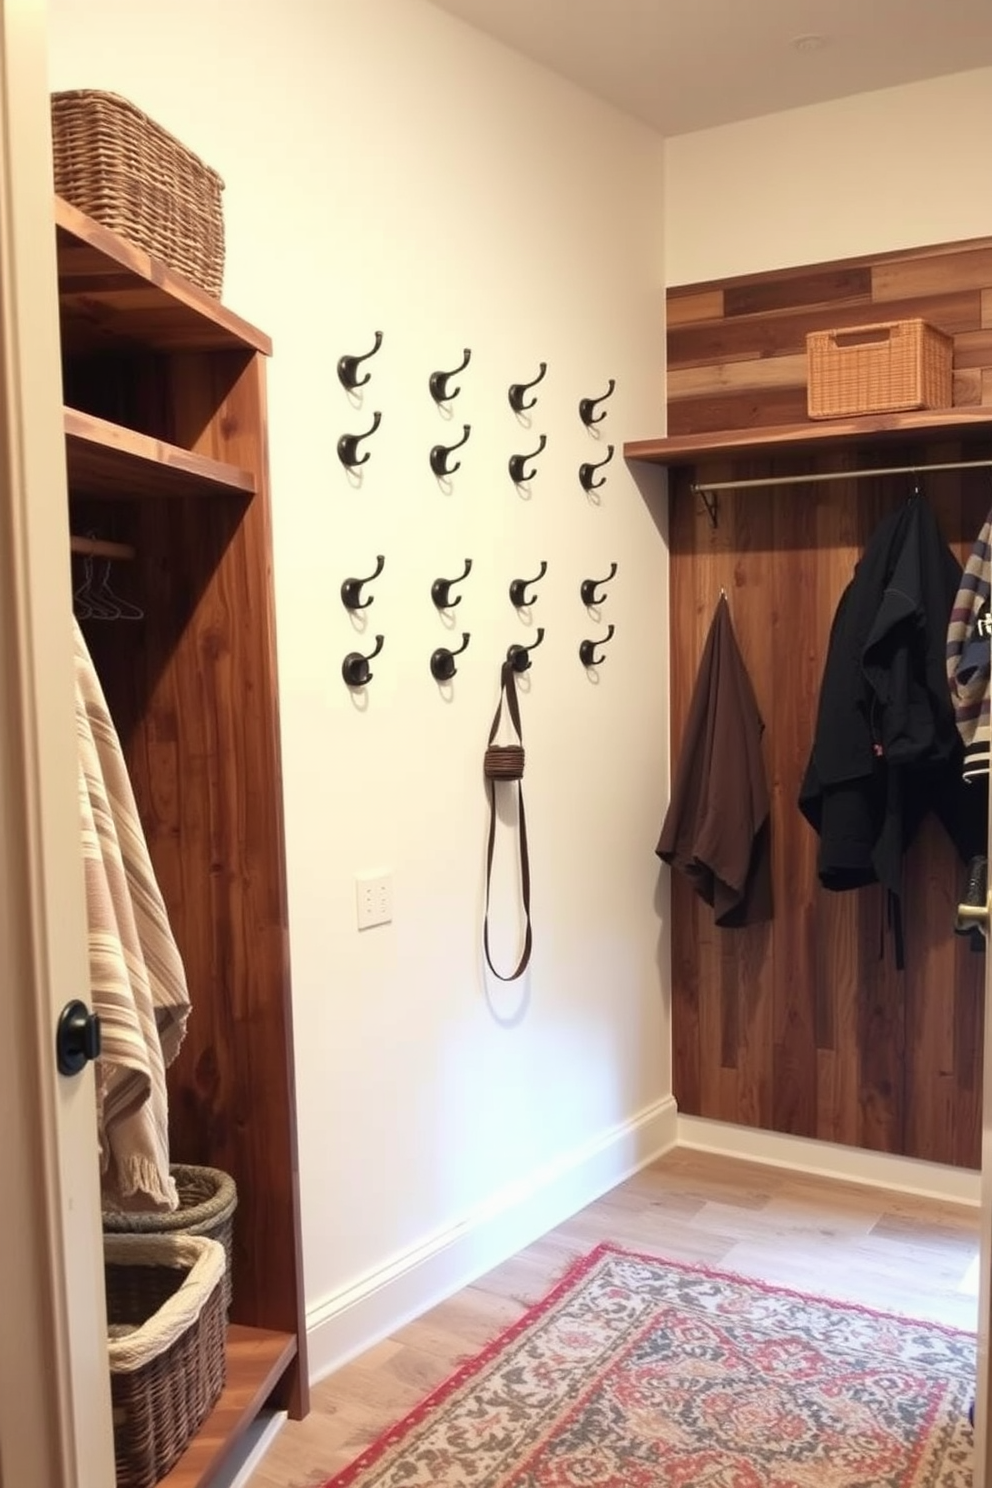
75;620;190;1212
946;509;992;783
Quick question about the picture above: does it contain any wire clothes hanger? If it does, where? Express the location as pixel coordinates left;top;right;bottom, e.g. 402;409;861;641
72;535;143;621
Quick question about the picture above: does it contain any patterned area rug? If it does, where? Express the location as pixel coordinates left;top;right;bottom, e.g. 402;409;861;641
322;1241;976;1488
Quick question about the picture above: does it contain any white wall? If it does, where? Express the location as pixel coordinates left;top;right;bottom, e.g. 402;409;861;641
665;67;992;284
46;0;673;1372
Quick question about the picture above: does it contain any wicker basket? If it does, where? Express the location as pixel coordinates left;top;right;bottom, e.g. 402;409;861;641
103;1164;237;1315
51;89;225;297
106;1233;226;1488
806;319;953;419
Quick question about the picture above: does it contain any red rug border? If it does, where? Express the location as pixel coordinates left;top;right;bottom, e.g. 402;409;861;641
319;1238;975;1488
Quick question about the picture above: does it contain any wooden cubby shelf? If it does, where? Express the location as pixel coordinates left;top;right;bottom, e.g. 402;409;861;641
57;192;307;1488
55;195;270;356
160;1327;297;1488
64;408;256;502
625;408;992;467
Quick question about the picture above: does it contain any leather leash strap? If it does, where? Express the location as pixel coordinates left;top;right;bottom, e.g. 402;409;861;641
483;661;532;981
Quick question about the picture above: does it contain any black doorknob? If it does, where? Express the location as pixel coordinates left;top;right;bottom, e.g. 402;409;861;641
56;999;101;1077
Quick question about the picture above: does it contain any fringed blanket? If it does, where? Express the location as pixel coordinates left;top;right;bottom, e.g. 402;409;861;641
74;619;190;1211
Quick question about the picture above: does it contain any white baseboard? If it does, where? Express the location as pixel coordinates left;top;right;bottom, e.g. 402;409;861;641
677;1114;981;1206
211;1410;286;1488
306;1094;678;1384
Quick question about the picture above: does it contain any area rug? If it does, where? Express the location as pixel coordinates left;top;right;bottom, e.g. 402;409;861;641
323;1241;976;1488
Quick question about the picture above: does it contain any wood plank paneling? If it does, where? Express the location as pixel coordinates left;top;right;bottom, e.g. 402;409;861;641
668;388;811;437
668;238;992;436
668;289;724;326
724;267;872;320
668;444;991;1168
669;292;983;371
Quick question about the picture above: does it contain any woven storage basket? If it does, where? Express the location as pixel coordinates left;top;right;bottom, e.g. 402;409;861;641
103;1164;237;1315
806;319;953;419
51;89;225;297
105;1233;226;1488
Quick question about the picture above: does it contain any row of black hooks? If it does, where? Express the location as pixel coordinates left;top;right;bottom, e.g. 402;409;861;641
339;558;618;613
337;333;615;422
336;334;617;489
340;555;618;686
337;418;615;490
342;623;615;688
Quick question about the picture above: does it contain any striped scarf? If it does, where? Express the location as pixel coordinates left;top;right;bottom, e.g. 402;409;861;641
75;619;191;1211
946;509;992;782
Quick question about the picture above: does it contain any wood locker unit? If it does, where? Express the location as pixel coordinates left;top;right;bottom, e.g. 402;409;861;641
627;408;992;1170
56;194;308;1486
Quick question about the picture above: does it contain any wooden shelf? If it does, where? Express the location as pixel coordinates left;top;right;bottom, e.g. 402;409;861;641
624;408;992;467
159;1325;296;1488
55;195;271;356
64;408;256;501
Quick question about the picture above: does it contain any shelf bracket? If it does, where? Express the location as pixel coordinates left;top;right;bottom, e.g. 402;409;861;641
696;487;719;529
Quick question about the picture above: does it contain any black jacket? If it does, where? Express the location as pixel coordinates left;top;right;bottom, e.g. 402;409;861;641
799;495;969;917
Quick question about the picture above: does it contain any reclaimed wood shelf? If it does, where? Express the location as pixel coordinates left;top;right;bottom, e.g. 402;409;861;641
624;408;992;467
159;1326;296;1488
64;408;256;501
55;195;271;356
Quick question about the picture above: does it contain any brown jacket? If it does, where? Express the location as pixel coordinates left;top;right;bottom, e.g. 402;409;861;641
657;595;772;926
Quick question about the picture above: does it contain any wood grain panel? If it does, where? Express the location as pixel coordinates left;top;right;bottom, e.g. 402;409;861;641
667;436;991;1168
954;330;992;368
724;267;872;319
668;289;724;326
872;249;992;303
667;388;811;437
668;353;807;399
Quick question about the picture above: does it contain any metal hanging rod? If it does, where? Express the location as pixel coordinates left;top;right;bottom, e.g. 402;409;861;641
692;457;992;497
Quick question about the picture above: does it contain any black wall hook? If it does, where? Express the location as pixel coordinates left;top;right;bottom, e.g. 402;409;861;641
341;555;385;610
338;412;383;469
506;627;545;673
342;634;384;687
431;558;473;609
580;562;618;607
429;348;472;404
579;444;615;492
508;435;547;485
337;331;383;390
430;632;471;681
430;424;471;477
508;362;547;413
579;379;616;426
509;562;548;608
579;624;615;667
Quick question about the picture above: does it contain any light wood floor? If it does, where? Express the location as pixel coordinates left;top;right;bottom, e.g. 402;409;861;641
249;1148;981;1488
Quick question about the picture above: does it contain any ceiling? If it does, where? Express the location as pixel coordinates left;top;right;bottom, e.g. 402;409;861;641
425;0;992;137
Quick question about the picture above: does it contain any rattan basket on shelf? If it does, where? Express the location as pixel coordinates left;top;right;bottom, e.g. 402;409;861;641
106;1233;226;1488
103;1164;237;1315
51;89;225;297
806;319;953;419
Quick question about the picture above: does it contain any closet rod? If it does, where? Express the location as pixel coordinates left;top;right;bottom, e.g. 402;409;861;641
70;535;136;561
692;457;992;496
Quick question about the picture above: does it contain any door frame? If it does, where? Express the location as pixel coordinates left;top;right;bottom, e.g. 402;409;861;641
0;0;114;1483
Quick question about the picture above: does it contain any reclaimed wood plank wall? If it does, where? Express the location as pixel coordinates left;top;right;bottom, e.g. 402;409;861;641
666;239;992;1167
668;237;992;437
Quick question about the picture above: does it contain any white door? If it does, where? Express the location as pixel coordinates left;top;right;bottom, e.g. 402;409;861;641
0;0;115;1483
